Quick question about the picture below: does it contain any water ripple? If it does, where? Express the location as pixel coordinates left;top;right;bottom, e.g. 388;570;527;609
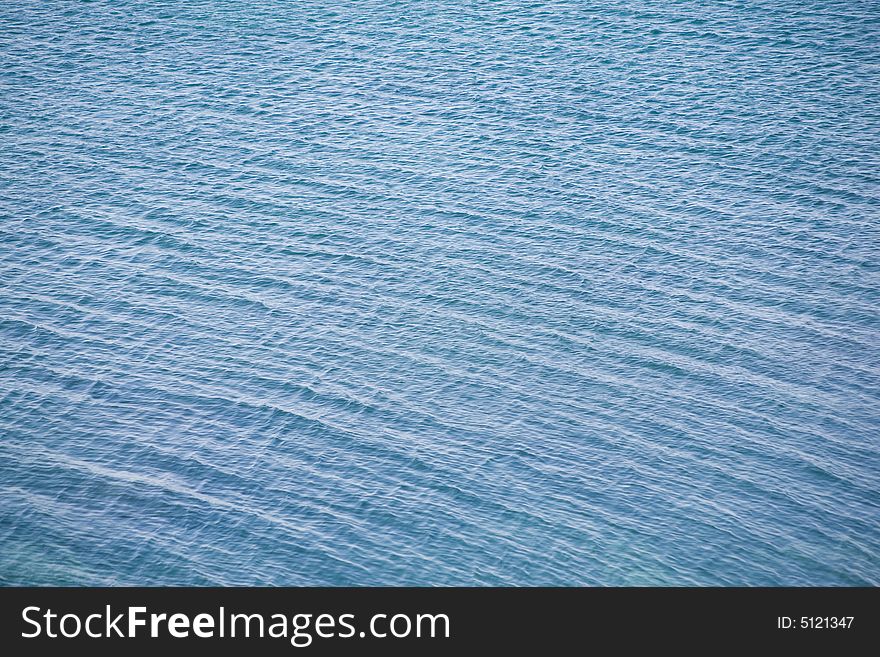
1;0;878;585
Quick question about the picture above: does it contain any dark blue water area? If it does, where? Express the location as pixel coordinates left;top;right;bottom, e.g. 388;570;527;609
0;1;878;585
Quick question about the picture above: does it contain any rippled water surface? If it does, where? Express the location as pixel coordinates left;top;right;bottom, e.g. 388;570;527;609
1;1;879;585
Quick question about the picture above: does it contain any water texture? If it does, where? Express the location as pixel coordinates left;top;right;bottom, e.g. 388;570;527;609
1;0;878;586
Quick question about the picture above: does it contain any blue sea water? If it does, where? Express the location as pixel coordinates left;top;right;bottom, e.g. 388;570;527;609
1;0;878;586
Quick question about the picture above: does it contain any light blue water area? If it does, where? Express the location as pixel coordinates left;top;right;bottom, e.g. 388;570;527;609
1;0;878;586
